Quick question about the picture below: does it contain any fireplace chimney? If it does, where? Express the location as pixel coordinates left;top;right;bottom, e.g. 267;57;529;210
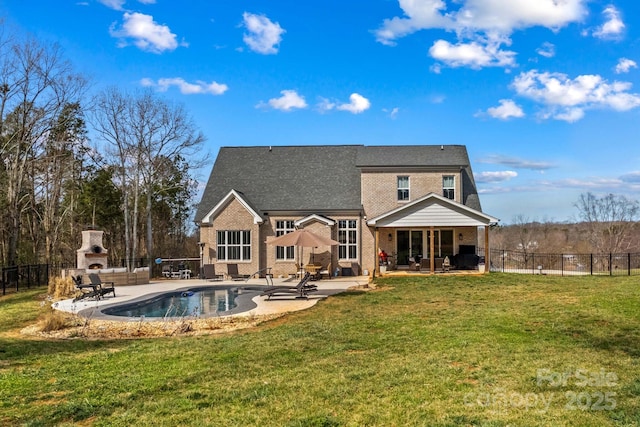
77;229;108;270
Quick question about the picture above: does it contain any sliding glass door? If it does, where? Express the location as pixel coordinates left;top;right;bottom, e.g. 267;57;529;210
396;229;454;265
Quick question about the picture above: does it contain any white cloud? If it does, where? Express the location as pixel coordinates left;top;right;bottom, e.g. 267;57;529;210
430;37;516;69
375;0;587;70
593;5;625;39
376;0;587;43
615;58;637;74
536;42;555;58
383;107;400;119
242;12;285;55
337;93;371;114
259;90;307;112
317;93;371;114
99;0;155;7
620;172;640;183
110;12;181;53
475;171;518;183
484;99;525;120
316;97;336;113
479;155;554;171
141;77;228;95
98;0;125;10
511;70;640;122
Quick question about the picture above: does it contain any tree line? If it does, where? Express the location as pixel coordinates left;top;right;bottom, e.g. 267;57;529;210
490;193;640;255
0;29;205;268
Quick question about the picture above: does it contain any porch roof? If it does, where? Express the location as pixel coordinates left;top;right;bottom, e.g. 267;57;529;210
366;193;499;228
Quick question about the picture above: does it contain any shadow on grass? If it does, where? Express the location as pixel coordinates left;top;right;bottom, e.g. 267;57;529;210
0;336;130;361
330;290;368;298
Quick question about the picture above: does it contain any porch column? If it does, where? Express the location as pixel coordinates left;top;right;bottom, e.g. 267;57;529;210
375;228;380;276
484;226;490;274
429;226;435;273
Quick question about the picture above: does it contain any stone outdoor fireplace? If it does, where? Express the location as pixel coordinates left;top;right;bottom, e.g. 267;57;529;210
77;229;108;270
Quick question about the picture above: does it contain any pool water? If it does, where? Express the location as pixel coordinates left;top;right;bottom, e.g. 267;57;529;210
103;287;247;318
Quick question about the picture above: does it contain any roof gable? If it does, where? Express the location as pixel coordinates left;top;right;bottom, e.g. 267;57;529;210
294;214;336;227
200;189;263;225
367;193;499;227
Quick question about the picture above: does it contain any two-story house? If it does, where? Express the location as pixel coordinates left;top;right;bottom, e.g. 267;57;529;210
195;145;499;278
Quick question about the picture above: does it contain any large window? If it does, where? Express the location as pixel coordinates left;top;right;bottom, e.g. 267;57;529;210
217;230;251;261
397;176;409;201
275;220;295;260
338;220;357;260
443;175;455;200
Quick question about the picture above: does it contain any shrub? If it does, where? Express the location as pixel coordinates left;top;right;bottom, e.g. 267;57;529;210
48;276;77;300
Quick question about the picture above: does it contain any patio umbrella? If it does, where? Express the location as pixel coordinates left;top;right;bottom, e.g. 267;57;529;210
266;229;339;277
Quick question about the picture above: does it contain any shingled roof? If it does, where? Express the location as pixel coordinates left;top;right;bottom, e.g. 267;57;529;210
195;145;482;223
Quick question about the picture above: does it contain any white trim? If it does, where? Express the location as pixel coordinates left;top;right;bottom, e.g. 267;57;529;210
294;214;336;228
201;189;263;225
367;192;499;227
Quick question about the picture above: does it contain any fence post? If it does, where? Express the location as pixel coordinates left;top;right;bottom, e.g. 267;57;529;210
610;253;613;276
628;253;631;276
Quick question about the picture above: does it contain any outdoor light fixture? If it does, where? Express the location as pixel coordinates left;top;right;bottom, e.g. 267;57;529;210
458;233;463;241
388;233;392;241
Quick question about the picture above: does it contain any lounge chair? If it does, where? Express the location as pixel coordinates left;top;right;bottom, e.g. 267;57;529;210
226;264;250;281
72;275;101;302
203;264;224;281
260;272;318;300
88;273;116;299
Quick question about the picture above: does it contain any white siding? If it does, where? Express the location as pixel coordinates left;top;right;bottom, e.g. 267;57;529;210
375;200;491;227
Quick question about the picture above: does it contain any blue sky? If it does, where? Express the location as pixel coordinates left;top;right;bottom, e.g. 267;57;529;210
2;0;640;224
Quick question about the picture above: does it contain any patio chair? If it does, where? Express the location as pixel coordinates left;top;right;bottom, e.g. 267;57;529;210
226;264;250;281
88;273;116;299
318;263;331;280
72;275;101;302
260;272;318;300
203;264;224;281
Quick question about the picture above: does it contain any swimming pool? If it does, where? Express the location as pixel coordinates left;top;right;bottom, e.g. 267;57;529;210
102;286;259;318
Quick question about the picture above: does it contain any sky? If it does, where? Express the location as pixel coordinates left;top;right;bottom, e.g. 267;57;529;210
2;0;640;224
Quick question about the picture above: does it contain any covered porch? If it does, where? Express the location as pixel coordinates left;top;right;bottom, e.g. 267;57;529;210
366;193;499;276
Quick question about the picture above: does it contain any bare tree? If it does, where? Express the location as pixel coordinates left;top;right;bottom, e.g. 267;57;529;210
132;92;205;268
0;32;87;265
91;87;135;269
574;192;639;254
91;88;205;270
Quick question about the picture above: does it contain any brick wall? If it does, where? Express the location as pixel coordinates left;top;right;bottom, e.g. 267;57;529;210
200;198;260;277
361;170;461;218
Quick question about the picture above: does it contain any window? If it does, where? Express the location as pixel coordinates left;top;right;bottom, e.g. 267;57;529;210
217;230;251;261
338;220;357;260
397;176;409;201
443;175;455;200
275;220;295;260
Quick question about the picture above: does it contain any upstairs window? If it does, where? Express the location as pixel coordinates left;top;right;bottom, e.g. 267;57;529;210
217;230;251;261
397;176;409;201
443;175;455;200
275;220;295;260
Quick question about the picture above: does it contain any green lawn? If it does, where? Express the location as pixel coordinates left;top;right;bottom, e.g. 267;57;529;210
1;274;639;426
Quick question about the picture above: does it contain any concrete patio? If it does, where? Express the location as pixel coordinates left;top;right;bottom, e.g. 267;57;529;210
53;275;371;321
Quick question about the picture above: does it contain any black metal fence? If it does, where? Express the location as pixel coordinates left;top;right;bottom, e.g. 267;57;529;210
486;249;640;276
1;264;50;295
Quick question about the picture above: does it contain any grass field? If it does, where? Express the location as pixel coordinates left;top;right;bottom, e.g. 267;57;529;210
1;274;639;426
